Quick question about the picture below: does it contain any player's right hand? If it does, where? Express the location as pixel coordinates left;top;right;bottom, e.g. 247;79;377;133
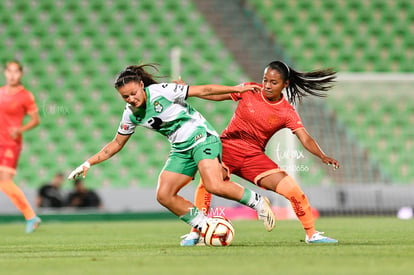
173;76;186;85
238;84;261;94
68;161;91;179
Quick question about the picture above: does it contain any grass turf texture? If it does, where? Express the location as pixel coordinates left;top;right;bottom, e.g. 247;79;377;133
1;217;413;275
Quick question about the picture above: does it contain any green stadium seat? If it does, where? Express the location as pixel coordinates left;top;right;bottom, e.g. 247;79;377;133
0;0;250;189
2;0;413;187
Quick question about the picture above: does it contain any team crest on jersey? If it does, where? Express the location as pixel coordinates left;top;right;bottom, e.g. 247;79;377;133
154;101;163;113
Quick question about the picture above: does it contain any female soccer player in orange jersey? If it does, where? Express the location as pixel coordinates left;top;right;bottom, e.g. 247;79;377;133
0;61;41;233
181;61;339;245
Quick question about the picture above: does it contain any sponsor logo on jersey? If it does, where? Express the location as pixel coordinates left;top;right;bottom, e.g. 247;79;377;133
154;101;163;113
120;123;130;131
194;133;203;141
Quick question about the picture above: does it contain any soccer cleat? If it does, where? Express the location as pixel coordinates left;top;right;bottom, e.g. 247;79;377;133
305;231;338;244
180;231;204;247
26;216;41;234
257;196;276;231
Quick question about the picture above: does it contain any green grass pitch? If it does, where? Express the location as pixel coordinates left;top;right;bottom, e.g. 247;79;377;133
1;217;413;275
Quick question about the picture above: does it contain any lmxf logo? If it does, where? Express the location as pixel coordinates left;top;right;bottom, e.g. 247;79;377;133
203;148;212;155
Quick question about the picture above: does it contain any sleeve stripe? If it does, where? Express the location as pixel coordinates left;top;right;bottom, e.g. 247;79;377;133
184;85;189;100
117;131;134;136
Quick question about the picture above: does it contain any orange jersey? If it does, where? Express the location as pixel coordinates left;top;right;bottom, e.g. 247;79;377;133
0;85;38;146
220;82;304;152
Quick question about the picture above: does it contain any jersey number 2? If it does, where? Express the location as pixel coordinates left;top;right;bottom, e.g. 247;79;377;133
148;117;162;129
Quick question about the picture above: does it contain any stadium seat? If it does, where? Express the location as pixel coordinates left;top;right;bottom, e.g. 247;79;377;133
248;0;413;72
2;0;413;187
0;0;249;188
247;0;413;183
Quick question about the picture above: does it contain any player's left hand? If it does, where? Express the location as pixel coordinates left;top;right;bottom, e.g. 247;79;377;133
321;156;340;170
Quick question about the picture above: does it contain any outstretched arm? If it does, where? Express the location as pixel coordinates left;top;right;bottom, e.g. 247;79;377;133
173;78;248;101
195;93;233;101
295;128;340;169
68;133;131;179
187;84;260;98
87;133;131;165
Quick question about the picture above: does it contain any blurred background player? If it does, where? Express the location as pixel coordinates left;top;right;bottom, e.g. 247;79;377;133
180;61;339;245
68;64;275;235
66;178;102;208
0;60;41;233
37;172;65;208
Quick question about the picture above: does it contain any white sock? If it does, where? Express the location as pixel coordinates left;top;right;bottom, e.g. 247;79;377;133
241;189;263;211
180;207;208;232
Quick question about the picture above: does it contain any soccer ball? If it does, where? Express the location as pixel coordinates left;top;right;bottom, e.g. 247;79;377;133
201;216;235;246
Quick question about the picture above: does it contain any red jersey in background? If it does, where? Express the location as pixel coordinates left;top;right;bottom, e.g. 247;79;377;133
0;85;38;146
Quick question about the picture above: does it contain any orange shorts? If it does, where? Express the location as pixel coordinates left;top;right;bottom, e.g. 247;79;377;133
222;141;284;185
0;144;22;175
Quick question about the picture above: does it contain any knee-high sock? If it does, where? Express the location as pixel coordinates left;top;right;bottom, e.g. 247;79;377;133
194;179;212;215
276;176;316;237
189;180;212;233
179;206;208;232
194;179;262;213
0;180;36;220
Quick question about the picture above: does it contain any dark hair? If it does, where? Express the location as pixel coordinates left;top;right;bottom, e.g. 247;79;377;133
5;60;23;72
266;61;336;105
114;63;160;89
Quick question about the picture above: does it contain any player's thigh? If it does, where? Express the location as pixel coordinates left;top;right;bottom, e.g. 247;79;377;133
193;136;224;189
258;171;288;191
157;170;193;199
197;158;224;187
158;150;197;198
162;150;198;178
240;153;287;188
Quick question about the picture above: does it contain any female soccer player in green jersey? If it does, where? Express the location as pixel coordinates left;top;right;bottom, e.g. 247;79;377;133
68;64;275;234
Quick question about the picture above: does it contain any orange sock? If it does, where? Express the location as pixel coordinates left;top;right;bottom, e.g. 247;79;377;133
194;179;212;214
191;179;212;233
0;180;36;220
276;176;316;238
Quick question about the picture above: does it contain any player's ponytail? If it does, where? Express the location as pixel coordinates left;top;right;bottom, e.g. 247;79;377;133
266;61;336;105
114;63;160;88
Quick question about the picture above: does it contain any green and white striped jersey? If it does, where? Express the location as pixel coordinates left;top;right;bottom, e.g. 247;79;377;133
118;83;218;152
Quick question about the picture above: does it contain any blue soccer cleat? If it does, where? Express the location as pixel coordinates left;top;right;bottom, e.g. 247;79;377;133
180;231;204;247
305;231;338;244
26;216;41;234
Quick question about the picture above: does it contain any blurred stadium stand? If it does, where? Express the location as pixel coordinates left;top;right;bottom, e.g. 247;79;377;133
196;0;413;185
0;0;413;214
247;0;413;72
0;0;247;189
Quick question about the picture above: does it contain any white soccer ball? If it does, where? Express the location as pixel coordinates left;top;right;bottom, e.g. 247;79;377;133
202;216;235;246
